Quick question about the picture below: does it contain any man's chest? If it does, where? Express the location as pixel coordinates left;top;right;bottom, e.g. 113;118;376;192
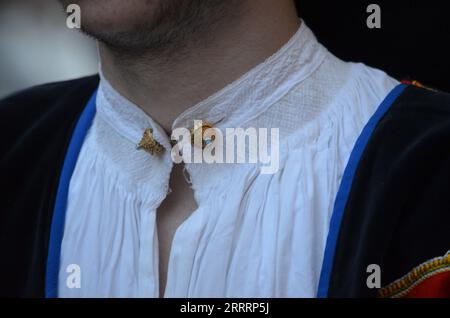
156;164;198;296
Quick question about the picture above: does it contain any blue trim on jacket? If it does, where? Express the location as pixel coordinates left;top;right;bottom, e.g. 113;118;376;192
45;91;97;298
317;84;407;298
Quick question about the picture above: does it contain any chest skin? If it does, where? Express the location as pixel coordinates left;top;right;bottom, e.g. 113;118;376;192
156;163;198;297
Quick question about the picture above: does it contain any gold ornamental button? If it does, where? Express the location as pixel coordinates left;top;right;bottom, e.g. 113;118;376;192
137;128;164;155
189;121;216;149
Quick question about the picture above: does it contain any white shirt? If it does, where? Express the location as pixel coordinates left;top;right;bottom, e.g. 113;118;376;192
58;22;399;297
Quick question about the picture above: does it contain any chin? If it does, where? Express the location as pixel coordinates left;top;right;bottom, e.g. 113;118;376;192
61;0;236;53
60;0;162;34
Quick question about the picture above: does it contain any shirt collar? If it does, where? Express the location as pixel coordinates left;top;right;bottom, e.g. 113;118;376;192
96;21;327;148
172;21;327;131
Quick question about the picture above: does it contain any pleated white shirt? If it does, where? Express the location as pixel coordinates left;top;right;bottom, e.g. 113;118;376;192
58;22;399;297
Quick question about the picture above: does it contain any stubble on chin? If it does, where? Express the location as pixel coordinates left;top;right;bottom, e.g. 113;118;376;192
71;0;242;59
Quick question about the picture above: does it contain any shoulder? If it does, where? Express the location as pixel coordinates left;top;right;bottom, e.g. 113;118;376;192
390;83;450;113
371;85;450;154
0;75;99;156
0;75;99;119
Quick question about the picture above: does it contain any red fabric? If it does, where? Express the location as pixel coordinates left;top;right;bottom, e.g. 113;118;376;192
402;271;450;298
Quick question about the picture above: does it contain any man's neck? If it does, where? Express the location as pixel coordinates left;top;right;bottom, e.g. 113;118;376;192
99;1;300;132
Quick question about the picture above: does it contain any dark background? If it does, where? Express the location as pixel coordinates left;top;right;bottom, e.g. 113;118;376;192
297;0;450;92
